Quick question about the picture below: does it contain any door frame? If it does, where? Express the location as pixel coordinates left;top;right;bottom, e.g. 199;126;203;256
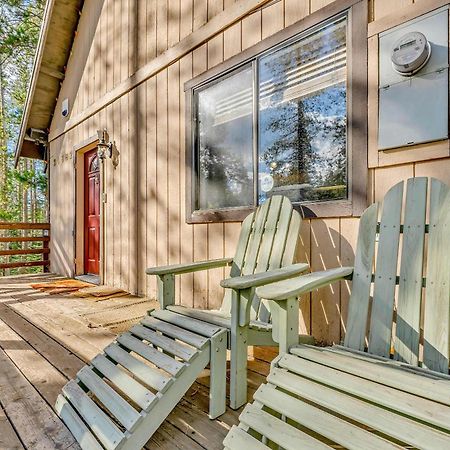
73;136;105;282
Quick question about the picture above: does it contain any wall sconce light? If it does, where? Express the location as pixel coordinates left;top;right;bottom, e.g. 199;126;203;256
97;129;113;161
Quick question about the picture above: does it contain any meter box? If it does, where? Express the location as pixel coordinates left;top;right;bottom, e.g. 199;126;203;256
378;7;449;150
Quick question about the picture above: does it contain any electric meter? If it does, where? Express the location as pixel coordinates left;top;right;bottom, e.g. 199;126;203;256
391;31;432;76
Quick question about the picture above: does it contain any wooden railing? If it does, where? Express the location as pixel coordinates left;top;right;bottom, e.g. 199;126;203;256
0;222;50;272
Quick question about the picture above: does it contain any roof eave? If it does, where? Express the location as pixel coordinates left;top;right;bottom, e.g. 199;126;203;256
14;0;56;167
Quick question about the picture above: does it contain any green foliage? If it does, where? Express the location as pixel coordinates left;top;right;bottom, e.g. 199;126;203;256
0;0;47;274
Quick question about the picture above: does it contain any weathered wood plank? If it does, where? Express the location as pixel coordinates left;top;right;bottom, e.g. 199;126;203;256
165;398;230;450
0;315;68;406
2;294;114;362
0;347;78;450
0;406;24;450
145;420;204;450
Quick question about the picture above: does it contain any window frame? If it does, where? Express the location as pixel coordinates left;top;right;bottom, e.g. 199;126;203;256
185;0;368;223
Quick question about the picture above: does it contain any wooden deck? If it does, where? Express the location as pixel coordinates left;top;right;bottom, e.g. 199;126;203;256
0;273;270;450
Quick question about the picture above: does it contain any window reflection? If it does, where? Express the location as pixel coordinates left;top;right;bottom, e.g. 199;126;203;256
196;67;254;210
258;19;347;203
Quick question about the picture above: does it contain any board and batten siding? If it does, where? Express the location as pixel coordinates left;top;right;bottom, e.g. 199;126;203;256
48;0;450;345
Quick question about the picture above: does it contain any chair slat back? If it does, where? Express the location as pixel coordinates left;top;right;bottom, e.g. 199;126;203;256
394;178;427;366
367;181;402;357
344;177;450;373
220;196;301;323
423;178;450;372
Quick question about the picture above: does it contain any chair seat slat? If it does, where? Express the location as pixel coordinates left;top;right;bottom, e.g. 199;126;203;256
267;362;450;449
278;352;450;432
253;383;401;449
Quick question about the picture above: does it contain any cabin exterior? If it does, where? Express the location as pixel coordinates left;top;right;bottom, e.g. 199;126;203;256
15;0;450;345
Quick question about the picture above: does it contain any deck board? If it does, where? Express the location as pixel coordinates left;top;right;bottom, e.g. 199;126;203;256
0;346;78;449
0;405;24;450
0;274;268;449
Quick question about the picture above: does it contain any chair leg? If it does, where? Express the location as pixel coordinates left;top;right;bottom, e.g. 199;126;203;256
209;329;227;419
277;297;299;354
229;324;248;410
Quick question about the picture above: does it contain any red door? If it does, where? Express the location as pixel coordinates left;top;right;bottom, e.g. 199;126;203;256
84;149;100;275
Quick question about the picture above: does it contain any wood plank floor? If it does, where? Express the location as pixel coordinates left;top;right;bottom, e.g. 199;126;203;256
0;274;270;450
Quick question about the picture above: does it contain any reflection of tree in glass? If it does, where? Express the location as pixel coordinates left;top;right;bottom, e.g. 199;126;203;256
261;101;314;188
259;21;347;202
198;101;253;210
199;144;253;209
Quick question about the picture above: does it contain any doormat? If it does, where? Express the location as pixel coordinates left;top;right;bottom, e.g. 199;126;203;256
81;299;156;331
69;285;129;301
30;279;94;295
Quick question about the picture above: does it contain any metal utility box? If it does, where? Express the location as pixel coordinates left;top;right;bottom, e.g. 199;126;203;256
378;7;449;150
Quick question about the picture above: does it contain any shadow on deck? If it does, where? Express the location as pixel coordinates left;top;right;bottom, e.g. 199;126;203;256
0;273;270;450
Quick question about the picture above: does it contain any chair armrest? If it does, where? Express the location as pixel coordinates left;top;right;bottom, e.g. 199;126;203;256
146;257;233;276
220;263;309;290
256;267;354;301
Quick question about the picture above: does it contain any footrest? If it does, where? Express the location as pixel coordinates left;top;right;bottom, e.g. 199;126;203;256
56;310;227;450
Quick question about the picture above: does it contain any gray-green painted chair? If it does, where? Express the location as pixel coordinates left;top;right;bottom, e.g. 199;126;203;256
224;177;450;448
146;195;311;409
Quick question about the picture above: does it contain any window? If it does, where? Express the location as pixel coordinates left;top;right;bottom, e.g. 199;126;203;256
196;67;254;210
186;1;367;222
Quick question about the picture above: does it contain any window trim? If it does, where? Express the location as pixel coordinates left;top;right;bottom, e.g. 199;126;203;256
185;0;368;223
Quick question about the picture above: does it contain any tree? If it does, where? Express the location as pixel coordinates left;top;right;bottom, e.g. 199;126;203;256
0;0;46;222
0;0;46;274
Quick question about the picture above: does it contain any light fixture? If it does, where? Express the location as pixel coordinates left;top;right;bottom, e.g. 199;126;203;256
97;129;113;160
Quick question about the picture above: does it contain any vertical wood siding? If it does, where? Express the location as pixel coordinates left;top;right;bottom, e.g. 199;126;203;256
48;0;450;344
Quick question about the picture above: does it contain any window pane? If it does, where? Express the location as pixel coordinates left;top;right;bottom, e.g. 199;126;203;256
258;18;347;204
196;67;254;210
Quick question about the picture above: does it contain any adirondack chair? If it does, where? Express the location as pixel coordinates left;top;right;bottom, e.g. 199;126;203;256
146;195;311;410
54;196;311;450
224;177;450;449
